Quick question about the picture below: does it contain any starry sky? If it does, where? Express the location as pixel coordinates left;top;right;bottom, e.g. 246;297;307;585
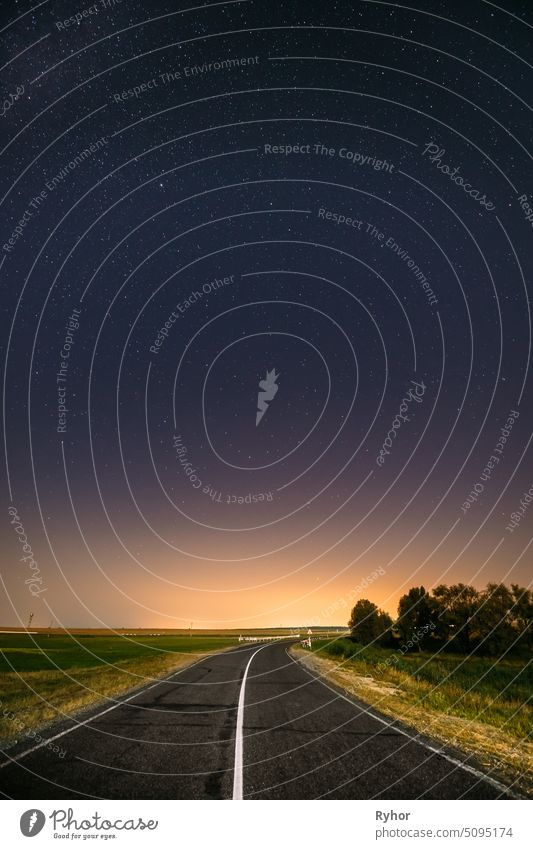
1;0;532;629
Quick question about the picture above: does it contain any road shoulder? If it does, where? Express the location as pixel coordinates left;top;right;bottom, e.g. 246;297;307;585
290;646;531;798
0;647;234;766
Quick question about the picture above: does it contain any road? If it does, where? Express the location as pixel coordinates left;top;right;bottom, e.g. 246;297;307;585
0;641;513;799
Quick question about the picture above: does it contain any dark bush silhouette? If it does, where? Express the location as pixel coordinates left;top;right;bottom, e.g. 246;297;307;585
396;586;434;651
510;584;533;651
347;580;531;656
431;583;480;652
473;583;518;656
348;599;392;647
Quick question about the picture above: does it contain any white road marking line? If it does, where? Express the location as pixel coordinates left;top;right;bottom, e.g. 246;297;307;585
288;649;521;799
0;654;210;770
232;643;270;800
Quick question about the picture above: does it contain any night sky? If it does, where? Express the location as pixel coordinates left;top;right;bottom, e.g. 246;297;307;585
1;0;532;629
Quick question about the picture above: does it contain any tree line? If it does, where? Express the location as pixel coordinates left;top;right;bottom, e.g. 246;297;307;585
348;582;532;655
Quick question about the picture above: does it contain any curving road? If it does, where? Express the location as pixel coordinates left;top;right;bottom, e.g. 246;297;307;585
0;641;513;799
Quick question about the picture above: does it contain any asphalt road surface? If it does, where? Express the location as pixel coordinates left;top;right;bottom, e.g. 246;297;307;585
0;641;514;799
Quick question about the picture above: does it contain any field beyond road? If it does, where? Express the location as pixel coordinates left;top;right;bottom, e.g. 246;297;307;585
293;638;533;796
0;631;239;746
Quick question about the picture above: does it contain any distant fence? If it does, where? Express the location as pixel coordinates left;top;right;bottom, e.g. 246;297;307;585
238;635;300;642
238;631;347;643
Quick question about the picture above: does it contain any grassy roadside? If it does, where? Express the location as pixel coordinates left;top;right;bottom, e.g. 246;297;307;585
292;639;533;797
0;634;238;746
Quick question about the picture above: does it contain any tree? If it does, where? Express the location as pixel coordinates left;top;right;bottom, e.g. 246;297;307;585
475;583;515;655
348;599;392;646
510;584;533;650
431;583;480;652
396;586;433;651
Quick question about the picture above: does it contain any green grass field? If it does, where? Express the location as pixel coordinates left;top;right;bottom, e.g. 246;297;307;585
310;638;532;738
295;638;533;794
0;632;239;745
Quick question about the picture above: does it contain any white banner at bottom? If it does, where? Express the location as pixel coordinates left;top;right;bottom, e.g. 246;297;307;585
2;799;531;848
